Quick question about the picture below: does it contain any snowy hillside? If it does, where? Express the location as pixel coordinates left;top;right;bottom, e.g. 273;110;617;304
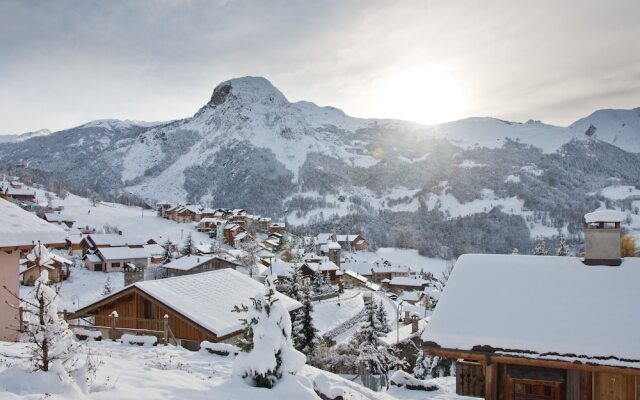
1;77;639;256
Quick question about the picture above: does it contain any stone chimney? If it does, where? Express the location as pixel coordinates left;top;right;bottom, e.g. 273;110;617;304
583;210;625;266
124;263;144;286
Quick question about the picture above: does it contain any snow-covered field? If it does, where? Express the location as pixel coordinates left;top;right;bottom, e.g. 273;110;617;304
51;193;211;246
345;248;449;276
0;341;463;400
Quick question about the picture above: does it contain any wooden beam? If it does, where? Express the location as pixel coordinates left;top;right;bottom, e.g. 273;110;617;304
423;346;640;376
484;363;497;400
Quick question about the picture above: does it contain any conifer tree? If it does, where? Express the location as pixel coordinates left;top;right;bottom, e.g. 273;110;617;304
556;233;569;256
181;233;195;257
232;279;306;388
292;286;318;354
161;238;173;264
101;275;113;296
375;300;391;333
532;236;548;255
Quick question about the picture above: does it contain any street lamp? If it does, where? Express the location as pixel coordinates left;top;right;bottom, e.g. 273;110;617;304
396;301;404;345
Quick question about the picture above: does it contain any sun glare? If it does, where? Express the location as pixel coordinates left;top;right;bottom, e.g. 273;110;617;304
374;65;466;124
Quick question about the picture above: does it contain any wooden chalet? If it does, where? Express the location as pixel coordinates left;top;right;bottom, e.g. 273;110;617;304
386;276;429;293
316;233;369;251
0;181;37;203
223;223;248;247
69;269;301;350
423;216;640;400
159;254;241;278
300;259;341;285
155;201;172;218
80;233;145;256
20;246;72;285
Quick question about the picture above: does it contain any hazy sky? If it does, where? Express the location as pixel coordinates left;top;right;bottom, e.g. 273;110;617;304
1;0;639;134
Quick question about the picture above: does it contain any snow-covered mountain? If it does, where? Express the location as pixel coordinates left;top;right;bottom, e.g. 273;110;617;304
0;128;51;143
1;76;639;256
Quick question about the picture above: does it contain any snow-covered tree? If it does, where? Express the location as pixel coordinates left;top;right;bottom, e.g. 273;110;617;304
101;275;113;297
282;264;302;302
161;239;173;264
238;240;261;277
181;233;195;256
375;300;391;333
292;286;317;355
532;236;548;255
413;350;427;379
511;247;519;255
556;233;569;256
232;279;306;388
21;270;79;374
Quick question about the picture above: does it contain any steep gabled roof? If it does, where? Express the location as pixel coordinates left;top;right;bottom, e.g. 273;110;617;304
74;269;301;337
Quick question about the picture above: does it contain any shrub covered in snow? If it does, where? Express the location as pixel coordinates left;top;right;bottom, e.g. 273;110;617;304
389;370;438;391
120;334;157;347
232;279;306;388
200;341;240;356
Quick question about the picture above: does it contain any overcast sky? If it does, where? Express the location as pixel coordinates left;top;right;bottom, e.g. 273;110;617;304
1;0;639;134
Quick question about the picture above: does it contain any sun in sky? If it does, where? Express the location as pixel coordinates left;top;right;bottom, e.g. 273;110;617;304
373;64;467;125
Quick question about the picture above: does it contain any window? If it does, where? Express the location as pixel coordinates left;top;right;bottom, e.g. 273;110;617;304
111;262;121;269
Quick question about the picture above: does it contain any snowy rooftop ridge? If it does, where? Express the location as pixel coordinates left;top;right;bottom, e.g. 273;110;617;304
422;254;640;366
0;197;68;248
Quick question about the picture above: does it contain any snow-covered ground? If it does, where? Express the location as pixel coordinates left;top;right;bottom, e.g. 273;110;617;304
52;194;211;246
345;248;449;276
0;340;464;400
20;264;124;311
312;292;364;334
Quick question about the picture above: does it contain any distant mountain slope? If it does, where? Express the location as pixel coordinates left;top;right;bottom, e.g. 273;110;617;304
1;76;639;256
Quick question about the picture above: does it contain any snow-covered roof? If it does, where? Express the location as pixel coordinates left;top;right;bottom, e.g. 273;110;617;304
143;244;165;256
327;241;342;250
130;269;301;336
198;217;225;224
389;277;428;286
422;254;640;366
584;209;626;223
85;254;101;263
344;270;380;291
398;290;424;302
261;260;296;277
304;260;339;272
161;255;215;271
86;234;143;247
96;246;150;261
0;198;68;248
44;212;75;223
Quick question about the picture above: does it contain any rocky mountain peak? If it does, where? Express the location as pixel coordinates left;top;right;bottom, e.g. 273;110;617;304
206;76;288;108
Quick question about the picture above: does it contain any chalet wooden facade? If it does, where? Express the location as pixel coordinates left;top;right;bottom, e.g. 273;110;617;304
70;269;301;350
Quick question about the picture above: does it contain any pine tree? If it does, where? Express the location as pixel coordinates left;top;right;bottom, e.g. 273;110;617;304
375;300;391;333
181;233;195;257
556;233;569;256
101;275;113;296
292;286;318;355
21;270;79;373
413;350;427;379
283;264;302;302
161;238;173;264
232;279;306;388
532;236;548;255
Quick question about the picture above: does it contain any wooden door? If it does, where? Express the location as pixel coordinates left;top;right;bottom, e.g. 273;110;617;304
592;373;634;400
507;378;564;400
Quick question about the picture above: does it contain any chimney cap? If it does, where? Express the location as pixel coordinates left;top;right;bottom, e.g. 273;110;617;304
584;210;625;224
